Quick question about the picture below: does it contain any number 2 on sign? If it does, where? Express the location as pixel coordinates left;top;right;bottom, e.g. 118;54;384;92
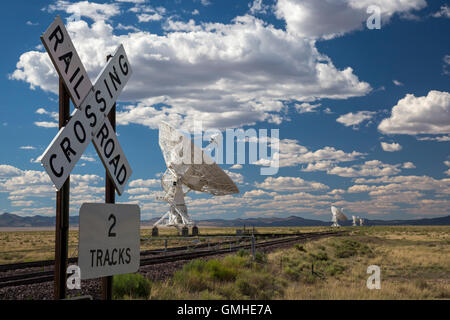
108;214;117;237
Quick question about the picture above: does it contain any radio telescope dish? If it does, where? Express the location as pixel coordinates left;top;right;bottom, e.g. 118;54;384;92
359;218;364;226
352;215;357;226
331;206;347;227
154;122;239;230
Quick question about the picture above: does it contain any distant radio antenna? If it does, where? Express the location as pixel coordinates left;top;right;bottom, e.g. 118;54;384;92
352;215;357;226
331;206;348;227
359;218;364;226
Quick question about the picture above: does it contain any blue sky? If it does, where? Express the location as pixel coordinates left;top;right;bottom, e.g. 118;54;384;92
0;0;449;222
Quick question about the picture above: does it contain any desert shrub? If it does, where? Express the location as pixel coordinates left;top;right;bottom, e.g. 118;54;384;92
309;251;329;261
325;263;345;276
294;244;306;252
235;271;284;299
332;239;372;258
254;251;267;263
414;279;428;290
206;259;237;281
237;249;249;257
113;274;151;299
173;268;209;292
283;264;308;280
217;283;244;299
199;290;224;300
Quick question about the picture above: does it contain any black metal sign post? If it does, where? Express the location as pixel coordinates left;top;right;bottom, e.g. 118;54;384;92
102;54;115;300
54;78;70;300
102;103;116;300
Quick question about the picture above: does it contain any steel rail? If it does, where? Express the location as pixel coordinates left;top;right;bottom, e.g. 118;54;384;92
0;231;346;289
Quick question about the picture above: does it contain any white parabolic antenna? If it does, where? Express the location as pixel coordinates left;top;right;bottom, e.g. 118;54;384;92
154;122;239;230
331;206;348;227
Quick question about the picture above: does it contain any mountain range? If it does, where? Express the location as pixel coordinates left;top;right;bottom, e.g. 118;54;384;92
0;212;449;228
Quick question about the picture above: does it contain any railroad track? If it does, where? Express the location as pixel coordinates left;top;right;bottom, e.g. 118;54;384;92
0;233;292;273
0;231;346;289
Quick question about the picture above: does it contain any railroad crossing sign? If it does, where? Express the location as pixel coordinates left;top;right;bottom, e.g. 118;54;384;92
40;16;132;195
78;203;140;280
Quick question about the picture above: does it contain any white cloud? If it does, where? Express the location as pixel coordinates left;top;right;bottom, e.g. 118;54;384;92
224;170;244;184
0;165;22;177
253;137;365;168
255;176;329;192
295;102;321;114
46;0;120;22
137;13;163;22
20;146;36;150
416;135;450;142
275;0;427;39
116;0;146;3
378;90;450;135
402;162;416;169
127;187;151;195
229;164;243;170
336;110;375;128
444;161;450;167
34;121;58;128
249;0;269;14
381;141;402;152
12;15;371;130
81;155;96;162
443;55;450;75
192;9;199;15
326;160;402;178
128;178;160;188
116;23;141;32
393;79;403;86
0;165;103;215
432;5;450;18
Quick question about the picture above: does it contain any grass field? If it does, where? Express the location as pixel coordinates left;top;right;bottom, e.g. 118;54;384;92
113;226;450;300
1;226;449;299
0;226;328;264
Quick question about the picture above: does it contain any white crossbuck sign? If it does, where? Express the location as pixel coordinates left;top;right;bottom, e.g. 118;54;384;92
40;17;133;195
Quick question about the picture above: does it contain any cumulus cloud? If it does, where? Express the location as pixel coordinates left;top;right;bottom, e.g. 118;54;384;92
249;0;269;15
381;141;402;152
393;79;403;86
224;170;244;184
443;55;450;75
432;5;450;18
34;121;58;128
253;137;364;168
416;135;450;142
378;90;450;135
128;178;160;188
137;13;163;22
295;102;321;114
255;176;329;192
336;110;375;128
274;0;426;39
402;162;416;169
0;164;104;215
11;13;371;130
46;0;120;22
313;160;402;178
